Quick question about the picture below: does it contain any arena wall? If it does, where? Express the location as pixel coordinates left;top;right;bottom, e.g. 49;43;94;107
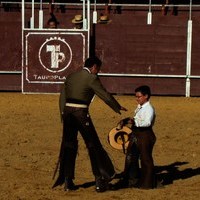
0;2;200;96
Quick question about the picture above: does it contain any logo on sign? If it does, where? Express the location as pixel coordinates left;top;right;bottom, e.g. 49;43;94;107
38;37;72;73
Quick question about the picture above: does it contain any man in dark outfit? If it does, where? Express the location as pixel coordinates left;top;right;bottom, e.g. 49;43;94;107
52;56;127;192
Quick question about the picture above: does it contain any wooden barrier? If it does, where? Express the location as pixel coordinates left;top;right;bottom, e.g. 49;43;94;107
0;3;200;95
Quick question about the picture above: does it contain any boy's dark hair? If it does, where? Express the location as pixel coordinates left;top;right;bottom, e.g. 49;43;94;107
135;85;151;100
84;56;102;68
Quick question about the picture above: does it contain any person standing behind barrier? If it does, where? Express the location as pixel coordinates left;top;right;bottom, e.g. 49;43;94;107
47;0;59;28
71;15;83;29
52;56;127;192
161;0;179;16
114;85;157;189
47;13;58;28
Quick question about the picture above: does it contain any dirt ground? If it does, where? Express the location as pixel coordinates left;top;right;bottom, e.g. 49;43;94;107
0;93;199;200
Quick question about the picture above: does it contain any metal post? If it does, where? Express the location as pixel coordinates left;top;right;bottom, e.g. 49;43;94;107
22;0;25;29
147;0;152;25
82;0;87;29
186;0;193;97
39;0;43;29
87;0;90;30
22;0;25;92
31;0;35;28
93;0;97;24
87;0;90;57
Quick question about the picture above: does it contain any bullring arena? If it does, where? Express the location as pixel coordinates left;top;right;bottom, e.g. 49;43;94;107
0;93;200;199
0;1;200;200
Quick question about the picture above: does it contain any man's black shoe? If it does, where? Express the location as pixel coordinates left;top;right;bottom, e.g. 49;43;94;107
64;178;77;191
95;176;108;192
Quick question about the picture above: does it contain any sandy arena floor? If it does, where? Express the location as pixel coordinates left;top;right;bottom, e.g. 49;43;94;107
0;93;199;200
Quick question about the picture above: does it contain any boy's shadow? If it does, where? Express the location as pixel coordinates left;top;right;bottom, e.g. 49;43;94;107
155;161;200;185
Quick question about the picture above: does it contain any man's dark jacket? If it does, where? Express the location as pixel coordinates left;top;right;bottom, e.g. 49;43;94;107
59;68;122;116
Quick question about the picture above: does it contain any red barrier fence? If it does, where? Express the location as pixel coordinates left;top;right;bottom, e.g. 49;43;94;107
0;2;200;96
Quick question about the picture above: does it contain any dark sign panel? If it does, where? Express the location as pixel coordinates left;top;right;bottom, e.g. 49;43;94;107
22;31;88;93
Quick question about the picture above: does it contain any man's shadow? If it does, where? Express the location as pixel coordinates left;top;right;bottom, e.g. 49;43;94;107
155;161;200;185
76;161;200;188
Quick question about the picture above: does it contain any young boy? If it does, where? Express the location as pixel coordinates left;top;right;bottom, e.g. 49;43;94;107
116;85;157;189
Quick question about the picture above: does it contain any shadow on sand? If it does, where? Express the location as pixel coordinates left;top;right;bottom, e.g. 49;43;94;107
155;161;200;185
76;161;200;188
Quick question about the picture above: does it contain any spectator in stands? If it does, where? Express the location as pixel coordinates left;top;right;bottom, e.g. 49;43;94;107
98;14;111;24
72;15;83;29
47;14;59;29
161;0;179;16
47;0;59;28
